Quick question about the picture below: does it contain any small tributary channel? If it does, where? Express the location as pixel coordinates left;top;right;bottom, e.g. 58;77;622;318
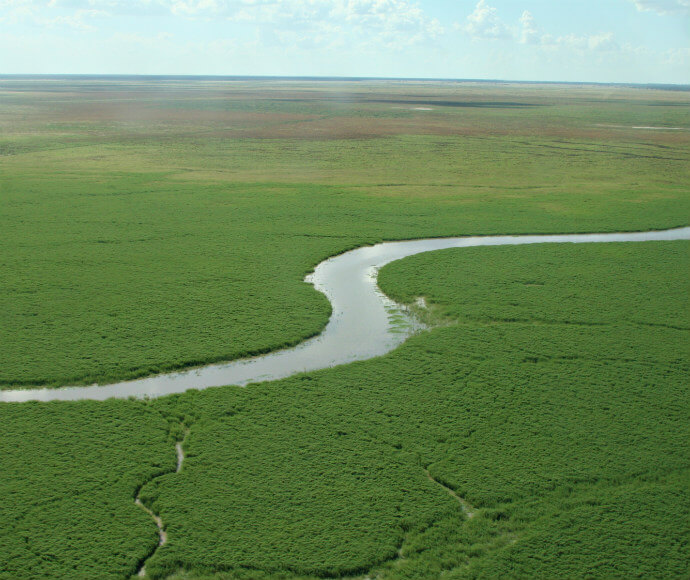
134;427;188;577
2;227;689;403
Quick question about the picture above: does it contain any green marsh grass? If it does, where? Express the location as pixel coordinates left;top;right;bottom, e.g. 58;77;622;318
0;79;688;579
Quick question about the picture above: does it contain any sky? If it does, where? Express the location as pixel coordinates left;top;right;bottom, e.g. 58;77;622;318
0;0;688;83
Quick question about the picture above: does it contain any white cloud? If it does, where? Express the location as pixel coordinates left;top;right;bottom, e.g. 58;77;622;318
663;46;690;65
629;0;690;14
0;1;109;28
586;32;619;51
461;2;620;54
518;10;538;44
0;0;37;22
50;7;109;27
223;0;444;49
460;0;510;40
548;31;619;52
169;0;220;16
0;0;443;48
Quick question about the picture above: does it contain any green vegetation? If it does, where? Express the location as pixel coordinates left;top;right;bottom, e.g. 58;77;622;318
0;80;688;579
379;241;690;331
0;400;172;579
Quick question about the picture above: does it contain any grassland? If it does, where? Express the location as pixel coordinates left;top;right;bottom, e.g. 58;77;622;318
0;78;688;579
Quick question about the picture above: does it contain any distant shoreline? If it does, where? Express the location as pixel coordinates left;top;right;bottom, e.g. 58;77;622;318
0;74;688;91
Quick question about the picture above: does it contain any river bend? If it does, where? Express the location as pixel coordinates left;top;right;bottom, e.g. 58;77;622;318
2;227;688;403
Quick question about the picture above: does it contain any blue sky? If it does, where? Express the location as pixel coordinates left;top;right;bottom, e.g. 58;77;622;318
0;0;688;83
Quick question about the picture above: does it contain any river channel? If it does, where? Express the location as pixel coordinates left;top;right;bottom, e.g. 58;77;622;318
2;227;688;403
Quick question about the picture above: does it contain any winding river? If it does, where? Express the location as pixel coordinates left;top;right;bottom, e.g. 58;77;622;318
2;227;689;403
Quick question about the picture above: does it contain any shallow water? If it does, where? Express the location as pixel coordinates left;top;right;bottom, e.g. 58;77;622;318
3;227;688;403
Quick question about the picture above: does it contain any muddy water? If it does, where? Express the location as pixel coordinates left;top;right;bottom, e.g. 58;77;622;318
2;227;688;403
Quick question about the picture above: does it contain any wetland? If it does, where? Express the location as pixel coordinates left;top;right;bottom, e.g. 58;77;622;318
0;78;688;579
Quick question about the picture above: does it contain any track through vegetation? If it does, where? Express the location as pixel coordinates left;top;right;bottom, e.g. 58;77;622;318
423;467;475;520
134;425;189;578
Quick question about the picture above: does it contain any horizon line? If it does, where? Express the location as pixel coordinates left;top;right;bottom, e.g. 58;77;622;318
0;73;688;90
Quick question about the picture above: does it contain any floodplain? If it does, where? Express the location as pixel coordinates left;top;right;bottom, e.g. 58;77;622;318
0;77;688;579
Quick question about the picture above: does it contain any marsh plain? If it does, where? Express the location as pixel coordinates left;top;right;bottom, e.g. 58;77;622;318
0;77;688;579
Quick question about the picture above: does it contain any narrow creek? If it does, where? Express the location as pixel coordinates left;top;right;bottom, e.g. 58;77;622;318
134;427;188;578
2;227;688;403
423;467;475;519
